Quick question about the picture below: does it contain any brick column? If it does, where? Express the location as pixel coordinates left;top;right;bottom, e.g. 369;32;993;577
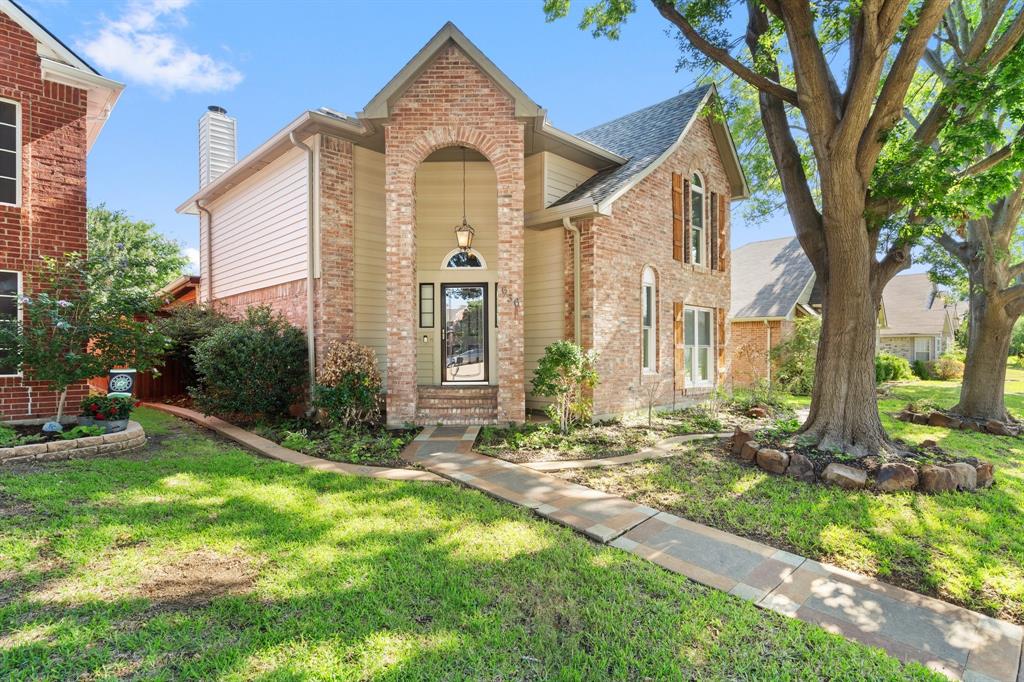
316;135;355;369
496;153;526;423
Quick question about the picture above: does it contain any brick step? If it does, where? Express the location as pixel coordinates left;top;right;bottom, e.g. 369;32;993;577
413;416;497;426
417;386;498;399
416;397;497;409
415;406;498;418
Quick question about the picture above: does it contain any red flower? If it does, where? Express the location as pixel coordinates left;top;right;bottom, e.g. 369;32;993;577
95;414;106;420
90;403;98;410
134;401;141;407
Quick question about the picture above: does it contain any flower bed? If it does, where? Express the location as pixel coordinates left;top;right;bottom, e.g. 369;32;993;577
248;420;418;468
0;421;146;466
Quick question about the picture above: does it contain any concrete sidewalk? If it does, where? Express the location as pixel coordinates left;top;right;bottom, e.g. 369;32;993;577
403;425;1023;682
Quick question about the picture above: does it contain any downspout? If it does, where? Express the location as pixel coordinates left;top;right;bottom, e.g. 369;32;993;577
195;200;213;304
764;320;772;385
562;217;582;344
289;132;317;410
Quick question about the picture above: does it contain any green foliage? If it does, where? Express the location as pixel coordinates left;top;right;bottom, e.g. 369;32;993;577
266;421;413;466
532;341;599;433
658;406;723;434
313;340;382;427
875;353;915;384
189;306;307;422
931;355;966;381
729;380;788;414
60;424;106;440
80;394;137;421
88;204;189;298
758;418;803;444
0;425;18;447
1011;317;1024;359
771;317;820;395
281;429;317;453
155;305;231;391
0;253;167;420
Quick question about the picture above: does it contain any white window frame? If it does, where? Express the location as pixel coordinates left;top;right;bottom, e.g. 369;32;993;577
914;336;931;362
0;270;22;377
0;98;20;208
684;305;714;388
441;248;487;269
690;172;705;266
642;266;657;373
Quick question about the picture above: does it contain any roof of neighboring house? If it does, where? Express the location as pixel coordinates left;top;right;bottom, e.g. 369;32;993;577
1;0;123;150
730;237;817;320
880;273;959;337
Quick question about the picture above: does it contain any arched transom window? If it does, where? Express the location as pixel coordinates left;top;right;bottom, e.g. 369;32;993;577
443;248;486;269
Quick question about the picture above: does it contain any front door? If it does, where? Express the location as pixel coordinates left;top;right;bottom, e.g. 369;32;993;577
442;283;488;383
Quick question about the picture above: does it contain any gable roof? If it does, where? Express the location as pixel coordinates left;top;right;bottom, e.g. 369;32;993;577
730;237;816;320
880;273;958;337
549;84;748;211
1;0;123;150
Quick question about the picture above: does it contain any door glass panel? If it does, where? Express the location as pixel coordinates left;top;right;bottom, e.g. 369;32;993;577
443;285;486;383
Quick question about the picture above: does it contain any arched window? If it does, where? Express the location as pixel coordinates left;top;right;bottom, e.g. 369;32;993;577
443;248;486;269
642;266;657;372
691;172;705;265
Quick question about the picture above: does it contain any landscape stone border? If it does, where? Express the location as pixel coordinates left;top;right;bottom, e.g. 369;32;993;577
0;421;146;466
728;427;995;494
896;409;1020;436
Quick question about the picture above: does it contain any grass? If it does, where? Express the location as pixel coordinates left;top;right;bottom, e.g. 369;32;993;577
565;367;1024;624
0;408;940;680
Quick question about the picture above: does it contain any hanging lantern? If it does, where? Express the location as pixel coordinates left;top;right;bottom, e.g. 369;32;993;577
454;146;475;251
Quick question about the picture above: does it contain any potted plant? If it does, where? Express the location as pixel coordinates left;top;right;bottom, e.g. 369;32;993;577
81;395;138;433
78;394;101;426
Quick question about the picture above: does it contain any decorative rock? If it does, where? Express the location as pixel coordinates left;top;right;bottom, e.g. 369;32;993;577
897;410;916;422
739;440;761;462
730;426;756;455
912;413;930;425
919;465;957;493
984;419;1015;436
975;462;994;488
756;448;790;474
748;406;768;419
928;412;961;429
875;462;918;492
785;453;815;483
821;463;868;490
920;439;938;449
945;462;977;491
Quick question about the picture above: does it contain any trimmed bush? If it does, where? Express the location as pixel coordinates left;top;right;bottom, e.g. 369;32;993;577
190;306;307;422
929;355;965;381
532;341;599;434
314;340;383;427
875;353;914;383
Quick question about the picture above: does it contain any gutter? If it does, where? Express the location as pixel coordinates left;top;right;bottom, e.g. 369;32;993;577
195;200;213;304
562;217;582;344
288;132;318;411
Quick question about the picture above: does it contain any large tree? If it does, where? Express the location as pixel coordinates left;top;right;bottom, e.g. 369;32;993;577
546;0;1024;455
88;204;189;299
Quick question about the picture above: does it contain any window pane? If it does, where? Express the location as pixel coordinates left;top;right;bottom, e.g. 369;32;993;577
0;101;14;126
684;347;693;381
0;297;15;320
691;227;702;264
642;286;652;326
0;349;16;375
699;348;709;381
0;178;13;204
0;125;14;152
691;173;702;188
446;251;482;268
692;192;703;228
0;149;15;179
642;328;650;368
0;272;17;296
684;309;695;345
698;310;711;346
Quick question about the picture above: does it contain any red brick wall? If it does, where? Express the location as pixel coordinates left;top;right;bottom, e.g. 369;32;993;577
729;319;794;388
0;11;90;421
582;115;732;417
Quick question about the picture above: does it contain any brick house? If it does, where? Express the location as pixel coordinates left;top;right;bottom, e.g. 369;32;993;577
176;23;747;425
878;273;962;363
0;0;123;421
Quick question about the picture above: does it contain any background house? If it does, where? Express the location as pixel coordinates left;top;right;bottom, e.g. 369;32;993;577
878;273;962;363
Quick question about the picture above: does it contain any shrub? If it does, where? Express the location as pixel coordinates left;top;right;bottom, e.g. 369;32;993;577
912;359;931;379
314;340;382;426
189;306;307;422
930;355;965;381
771;316;820;395
531;341;599;434
729;380;788;414
875;353;914;383
660;406;723;434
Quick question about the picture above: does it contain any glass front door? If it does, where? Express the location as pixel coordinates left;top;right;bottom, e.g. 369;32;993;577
442;283;487;383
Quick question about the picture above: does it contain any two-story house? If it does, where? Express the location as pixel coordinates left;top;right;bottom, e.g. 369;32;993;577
176;23;746;425
0;0;122;420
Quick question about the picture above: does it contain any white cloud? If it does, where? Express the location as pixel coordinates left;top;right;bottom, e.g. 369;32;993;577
79;0;243;94
184;247;200;274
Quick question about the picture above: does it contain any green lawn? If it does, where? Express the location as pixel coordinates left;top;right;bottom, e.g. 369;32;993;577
0;409;940;680
567;368;1024;624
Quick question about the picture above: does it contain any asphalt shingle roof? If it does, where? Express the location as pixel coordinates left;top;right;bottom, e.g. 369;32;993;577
550;85;711;208
880;273;953;336
729;237;816;319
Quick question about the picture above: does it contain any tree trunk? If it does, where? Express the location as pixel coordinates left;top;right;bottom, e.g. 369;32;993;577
55;387;67;424
954;282;1013;421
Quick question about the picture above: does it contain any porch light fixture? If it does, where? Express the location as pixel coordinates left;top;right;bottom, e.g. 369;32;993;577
454;146;475;251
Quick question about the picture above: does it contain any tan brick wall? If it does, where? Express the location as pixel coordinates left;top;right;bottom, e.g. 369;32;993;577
0;12;90;420
579;115;732;417
729;319;794;388
383;43;525;426
316;134;355;366
213;279;309;329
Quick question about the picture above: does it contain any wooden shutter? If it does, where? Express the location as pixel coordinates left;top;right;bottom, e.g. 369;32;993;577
674;302;685;391
682;178;691;264
718;198;728;272
716;308;727;383
672;173;683;261
709;192;719;271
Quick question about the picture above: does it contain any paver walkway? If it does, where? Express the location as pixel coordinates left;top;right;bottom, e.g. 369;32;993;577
404;425;1024;682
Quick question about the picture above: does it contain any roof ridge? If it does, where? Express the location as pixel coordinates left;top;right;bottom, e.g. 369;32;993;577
576;84;712;138
734;235;798;249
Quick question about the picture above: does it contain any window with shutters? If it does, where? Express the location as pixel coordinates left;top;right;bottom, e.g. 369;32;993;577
642;267;657;372
0;99;19;206
691;173;705;265
684;306;713;387
0;270;21;376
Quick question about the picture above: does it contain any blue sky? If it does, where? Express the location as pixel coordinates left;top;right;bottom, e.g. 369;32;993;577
26;0;798;271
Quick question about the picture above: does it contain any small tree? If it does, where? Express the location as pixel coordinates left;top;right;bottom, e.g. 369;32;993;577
771;317;821;395
314;340;383;426
0;253;167;422
640;378;668;427
531;341;599;434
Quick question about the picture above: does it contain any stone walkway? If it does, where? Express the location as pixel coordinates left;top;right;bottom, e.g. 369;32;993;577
404;425;1023;682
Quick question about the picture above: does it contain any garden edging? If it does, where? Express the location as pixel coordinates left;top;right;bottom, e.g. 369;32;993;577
144;403;447;484
0;421;146;465
521;431;734;472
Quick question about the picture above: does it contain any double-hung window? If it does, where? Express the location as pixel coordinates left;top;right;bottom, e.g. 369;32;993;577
0;99;18;206
684;306;713;387
642;267;656;372
690;173;704;265
914;337;931;362
0;271;20;376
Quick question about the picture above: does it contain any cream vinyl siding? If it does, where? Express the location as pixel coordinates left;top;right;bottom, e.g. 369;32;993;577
524;153;545;213
353;146;388;382
206;145;308;299
525;227;565;409
543;152;595;207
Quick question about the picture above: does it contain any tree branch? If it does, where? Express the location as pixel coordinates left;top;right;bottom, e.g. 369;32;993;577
777;0;843;135
961;131;1022;176
651;0;799;106
935;230;971;267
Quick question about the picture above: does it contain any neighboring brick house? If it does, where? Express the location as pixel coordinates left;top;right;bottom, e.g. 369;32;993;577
176;23;747;425
0;0;122;421
878;273;963;363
